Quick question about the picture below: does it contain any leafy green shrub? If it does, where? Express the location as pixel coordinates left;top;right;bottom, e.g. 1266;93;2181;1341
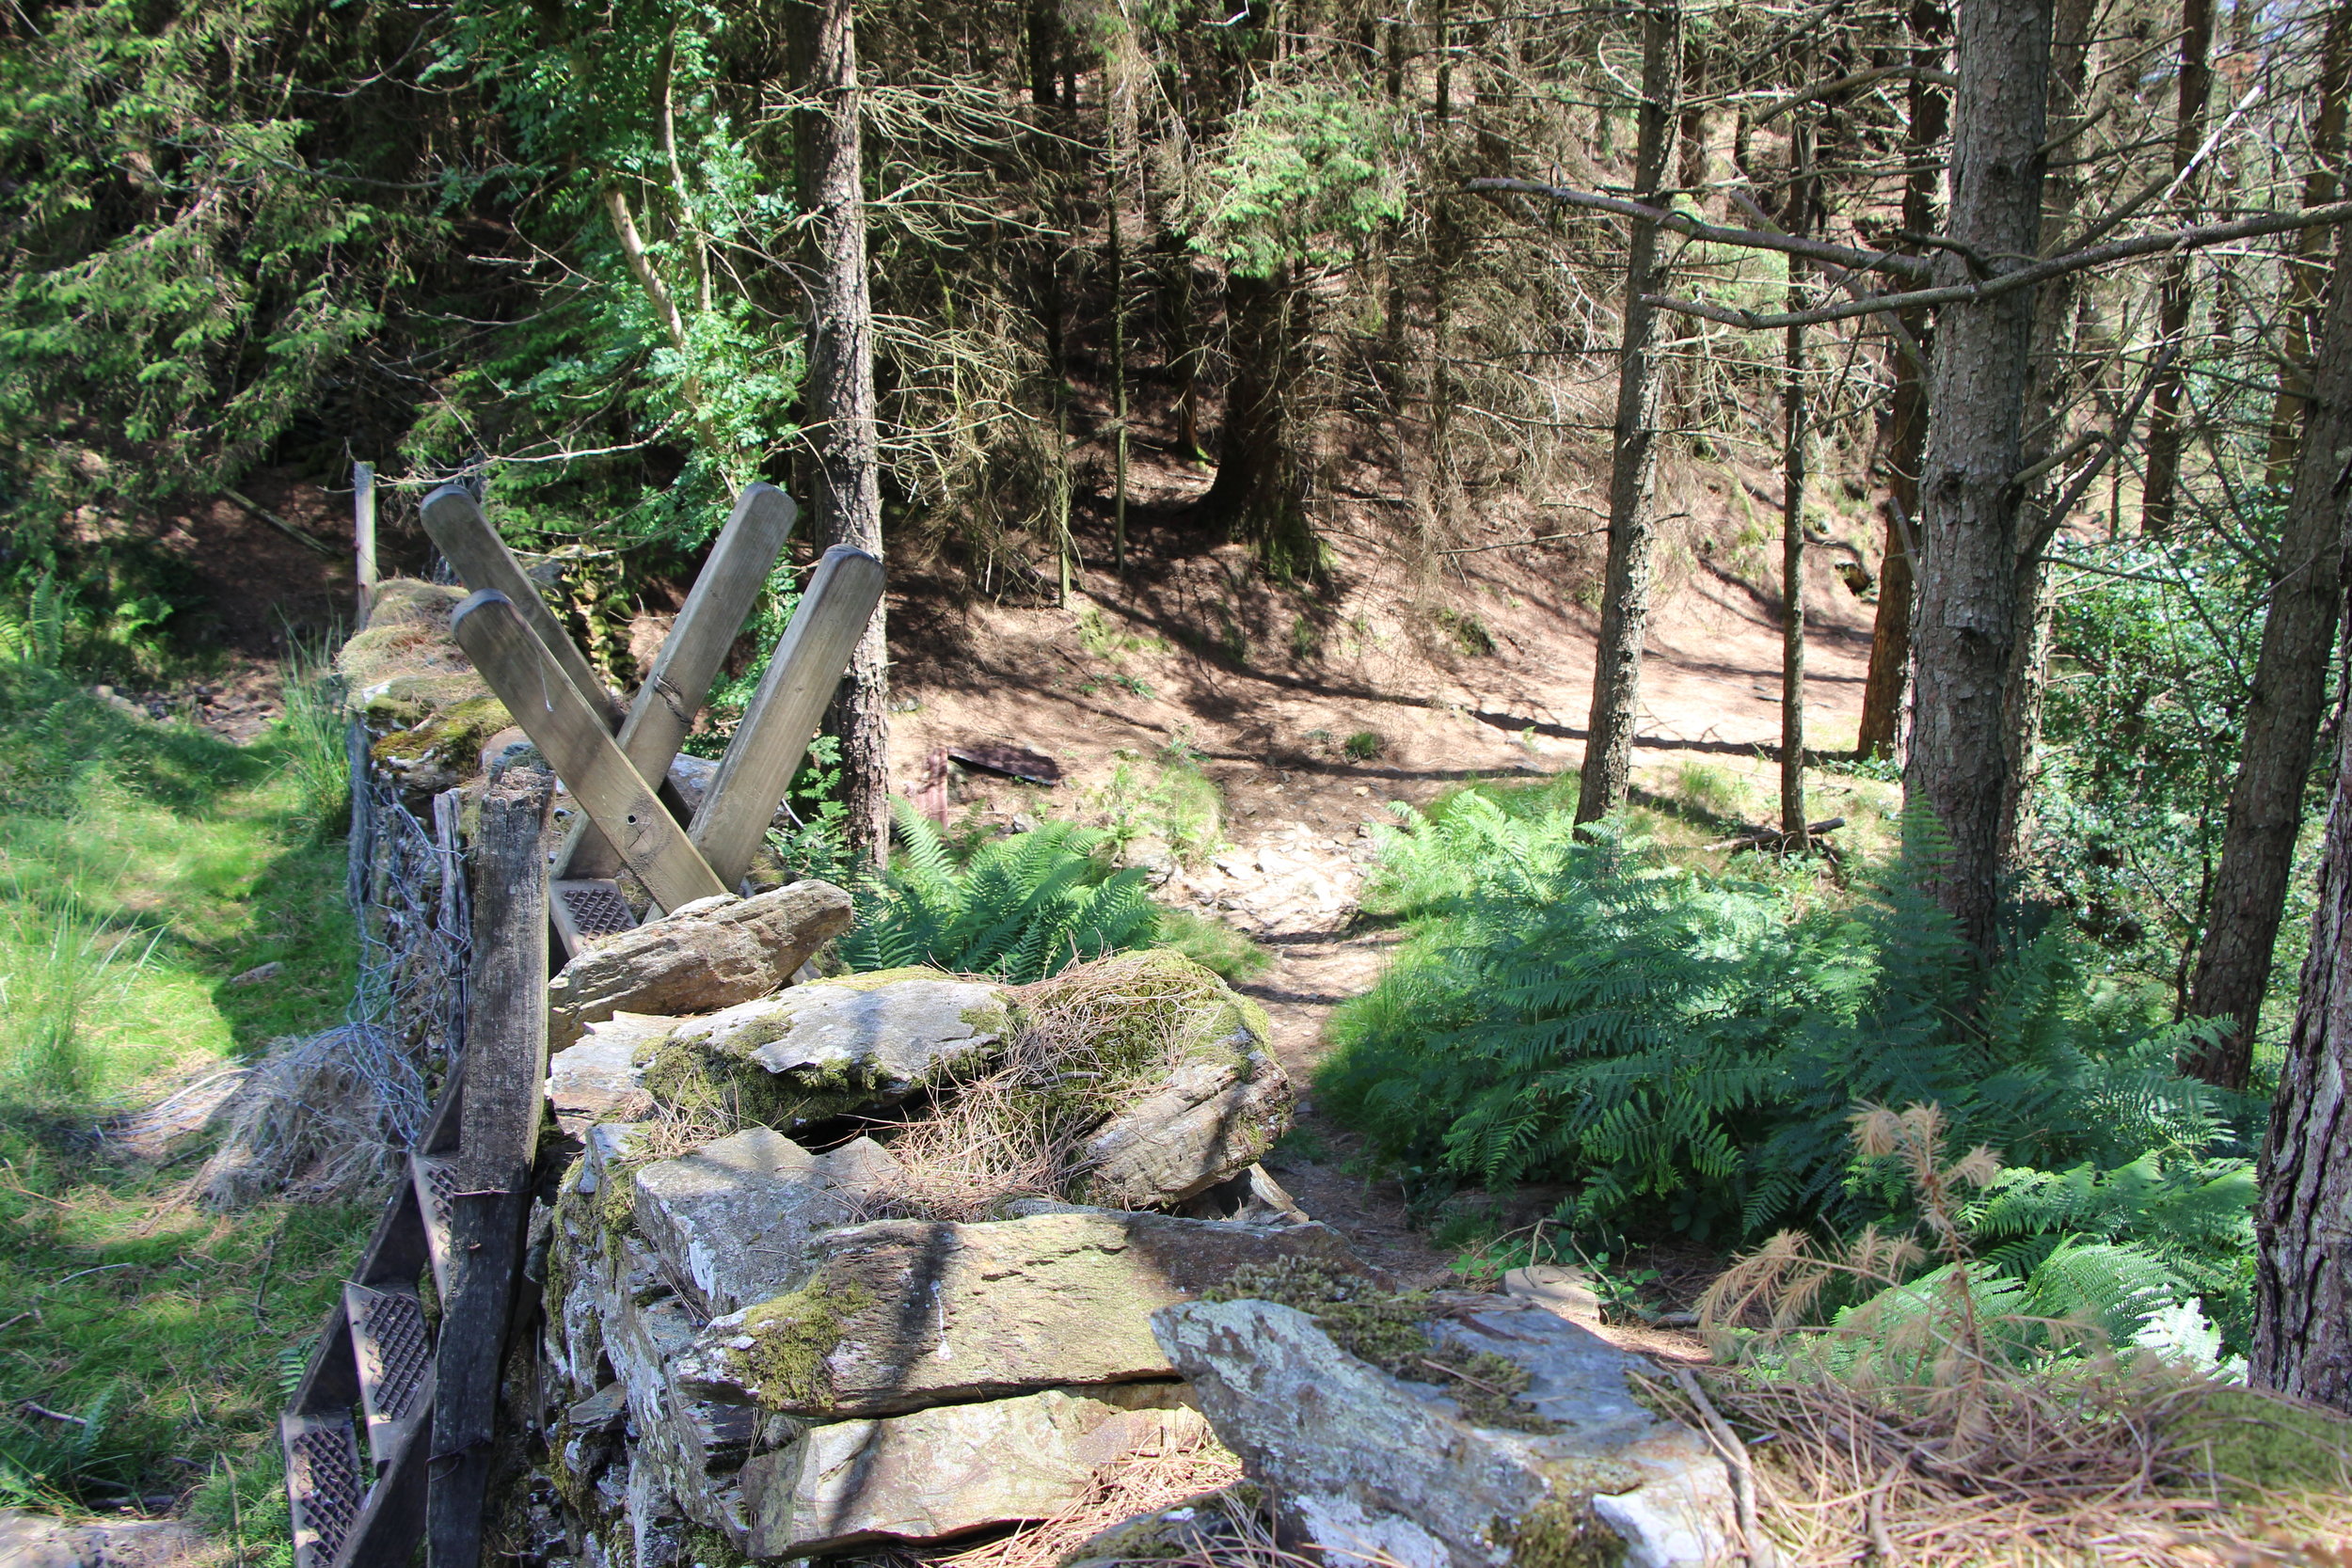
840;803;1161;983
1343;730;1384;761
1318;798;2226;1248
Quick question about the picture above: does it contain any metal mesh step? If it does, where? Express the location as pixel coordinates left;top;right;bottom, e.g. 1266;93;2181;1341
281;1411;365;1568
411;1153;460;1297
550;878;637;958
346;1283;430;1465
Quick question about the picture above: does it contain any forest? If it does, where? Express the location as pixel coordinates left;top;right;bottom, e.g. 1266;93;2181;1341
6;0;2352;1560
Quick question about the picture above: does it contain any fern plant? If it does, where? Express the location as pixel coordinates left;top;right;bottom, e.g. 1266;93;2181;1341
838;800;1162;984
1319;802;2230;1247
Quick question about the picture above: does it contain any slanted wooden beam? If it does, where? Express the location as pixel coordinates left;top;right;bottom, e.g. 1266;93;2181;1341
557;483;798;879
451;591;726;912
690;546;885;890
421;485;617;721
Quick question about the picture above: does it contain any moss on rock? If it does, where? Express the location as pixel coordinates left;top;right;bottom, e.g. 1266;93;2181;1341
1205;1259;1561;1434
728;1279;874;1411
1502;1497;1627;1568
2169;1386;2352;1497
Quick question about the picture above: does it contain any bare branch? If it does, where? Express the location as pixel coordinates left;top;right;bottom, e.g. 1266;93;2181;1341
1467;177;1937;280
1754;64;1958;125
1642;201;2352;330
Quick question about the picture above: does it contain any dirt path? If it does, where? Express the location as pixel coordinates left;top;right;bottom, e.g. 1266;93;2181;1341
883;470;1875;1299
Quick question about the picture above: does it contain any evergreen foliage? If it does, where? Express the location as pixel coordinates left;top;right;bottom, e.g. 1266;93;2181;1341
1319;794;2237;1254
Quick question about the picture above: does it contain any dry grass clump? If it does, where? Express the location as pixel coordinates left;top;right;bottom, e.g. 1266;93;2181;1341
195;1022;428;1207
863;951;1255;1222
1672;1104;2352;1567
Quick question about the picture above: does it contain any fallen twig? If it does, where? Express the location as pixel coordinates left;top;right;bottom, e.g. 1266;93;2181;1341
21;1401;90;1426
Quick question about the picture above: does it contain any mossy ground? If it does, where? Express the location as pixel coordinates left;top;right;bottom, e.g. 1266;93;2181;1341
2168;1386;2352;1498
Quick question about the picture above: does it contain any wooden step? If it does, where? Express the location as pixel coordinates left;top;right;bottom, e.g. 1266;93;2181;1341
281;1410;366;1568
411;1153;460;1299
550;877;637;958
345;1283;431;1467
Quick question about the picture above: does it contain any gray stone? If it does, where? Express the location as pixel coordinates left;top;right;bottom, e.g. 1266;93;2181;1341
548;1013;667;1135
1503;1264;1604;1327
675;1210;1374;1418
671;973;1009;1104
0;1513;205;1568
735;1385;1211;1557
1152;1296;1734;1568
1079;1046;1294;1207
548;881;854;1050
629;1130;904;1315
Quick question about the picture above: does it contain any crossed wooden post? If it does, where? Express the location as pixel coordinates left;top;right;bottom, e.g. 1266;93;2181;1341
424;483;882;954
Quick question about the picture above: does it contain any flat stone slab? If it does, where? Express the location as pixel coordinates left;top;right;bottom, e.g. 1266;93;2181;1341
630;1129;904;1315
0;1513;206;1568
735;1384;1210;1557
547;1012;667;1134
676;1210;1375;1417
670;972;1010;1101
548;880;853;1051
1079;1045;1294;1207
1152;1296;1733;1568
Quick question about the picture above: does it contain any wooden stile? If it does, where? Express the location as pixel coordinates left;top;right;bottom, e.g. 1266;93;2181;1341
690;545;884;889
420;485;617;721
557;483;797;879
451;591;727;913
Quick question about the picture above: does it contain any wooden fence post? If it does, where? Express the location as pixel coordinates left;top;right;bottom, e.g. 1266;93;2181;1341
428;768;550;1568
354;463;377;629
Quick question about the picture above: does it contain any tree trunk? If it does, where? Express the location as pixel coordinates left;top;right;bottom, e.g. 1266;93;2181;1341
2264;0;2351;483
1998;0;2101;861
1855;0;1949;760
2185;248;2352;1089
2253;676;2352;1411
796;0;889;868
2137;0;2217;536
1905;0;2052;955
1574;0;1682;824
1782;115;1817;845
1202;267;1317;579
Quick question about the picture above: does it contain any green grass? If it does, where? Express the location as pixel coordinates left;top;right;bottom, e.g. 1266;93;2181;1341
0;659;364;1547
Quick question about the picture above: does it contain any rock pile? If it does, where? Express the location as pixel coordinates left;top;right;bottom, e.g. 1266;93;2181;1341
534;926;1335;1566
527;886;1733;1568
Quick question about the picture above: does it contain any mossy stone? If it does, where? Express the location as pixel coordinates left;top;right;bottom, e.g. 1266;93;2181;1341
729;1278;873;1410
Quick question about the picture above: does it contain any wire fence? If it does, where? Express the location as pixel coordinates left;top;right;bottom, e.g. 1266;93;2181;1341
343;715;469;1151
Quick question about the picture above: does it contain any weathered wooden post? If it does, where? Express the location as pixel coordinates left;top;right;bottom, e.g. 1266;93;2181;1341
420;485;616;721
450;591;726;913
426;768;550;1568
555;483;798;880
354;463;378;629
690;545;886;889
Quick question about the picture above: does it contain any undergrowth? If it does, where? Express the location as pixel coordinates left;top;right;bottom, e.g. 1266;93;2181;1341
842;800;1262;983
1321;791;2254;1350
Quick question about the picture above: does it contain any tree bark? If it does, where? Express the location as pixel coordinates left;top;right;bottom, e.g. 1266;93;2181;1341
1202;267;1317;579
1574;0;1682;824
2185;247;2352;1089
1905;0;2052;954
795;0;889;867
2265;0;2352;483
1782;115;1818;845
1998;0;2101;861
1855;0;1948;760
2254;672;2352;1411
2137;0;2217;536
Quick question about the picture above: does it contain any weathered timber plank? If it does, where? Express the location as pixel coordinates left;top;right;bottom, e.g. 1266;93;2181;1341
421;485;616;721
455;769;550;1195
427;768;548;1568
452;592;726;913
557;483;797;879
690;545;884;889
